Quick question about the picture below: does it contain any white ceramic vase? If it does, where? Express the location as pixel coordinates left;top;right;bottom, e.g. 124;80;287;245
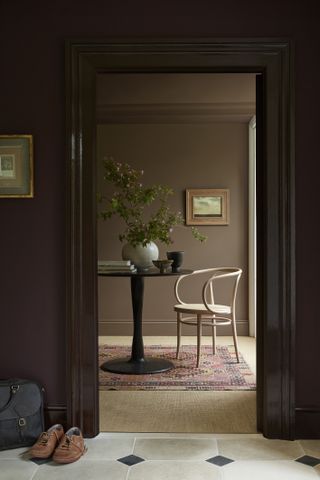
122;241;159;271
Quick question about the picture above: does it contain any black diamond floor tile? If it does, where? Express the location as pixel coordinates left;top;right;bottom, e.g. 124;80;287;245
295;455;320;467
206;455;234;466
30;457;51;465
117;454;145;466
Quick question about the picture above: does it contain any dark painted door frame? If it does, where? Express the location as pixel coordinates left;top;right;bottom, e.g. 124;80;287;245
65;38;295;439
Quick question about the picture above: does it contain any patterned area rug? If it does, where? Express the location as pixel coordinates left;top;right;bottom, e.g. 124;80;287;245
99;345;256;391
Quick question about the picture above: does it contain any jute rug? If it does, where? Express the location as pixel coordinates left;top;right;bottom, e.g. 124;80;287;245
100;390;257;432
99;345;256;391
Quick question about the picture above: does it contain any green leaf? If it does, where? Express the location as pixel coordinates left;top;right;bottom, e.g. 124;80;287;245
98;157;207;246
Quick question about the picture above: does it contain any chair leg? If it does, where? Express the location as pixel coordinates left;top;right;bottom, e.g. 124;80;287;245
176;312;182;359
196;314;202;367
212;322;216;355
231;313;240;363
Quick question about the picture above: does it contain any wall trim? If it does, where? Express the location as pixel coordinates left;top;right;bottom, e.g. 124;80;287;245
98;318;249;324
99;319;249;336
295;407;320;413
66;38;295;439
295;408;320;439
44;404;67;429
248;116;257;337
96;101;255;124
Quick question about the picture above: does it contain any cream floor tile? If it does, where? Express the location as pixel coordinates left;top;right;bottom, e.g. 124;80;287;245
0;447;29;459
217;438;304;460
84;435;135;459
127;460;222;480
314;463;320;476
299;440;320;458
223;460;318;479
0;459;37;480
133;437;218;460
33;460;128;480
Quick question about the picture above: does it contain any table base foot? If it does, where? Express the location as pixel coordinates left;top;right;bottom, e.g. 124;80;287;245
100;357;174;374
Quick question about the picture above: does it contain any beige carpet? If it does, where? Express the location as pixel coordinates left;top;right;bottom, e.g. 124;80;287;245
99;336;257;433
100;390;257;433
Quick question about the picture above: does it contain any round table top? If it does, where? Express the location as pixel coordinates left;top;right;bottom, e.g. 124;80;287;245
98;268;193;277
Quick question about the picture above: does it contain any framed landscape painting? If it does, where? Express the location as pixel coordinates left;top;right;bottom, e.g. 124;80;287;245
0;135;34;198
186;188;230;225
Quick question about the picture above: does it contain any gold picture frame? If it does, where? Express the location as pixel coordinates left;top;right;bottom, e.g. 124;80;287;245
0;135;34;198
186;188;230;225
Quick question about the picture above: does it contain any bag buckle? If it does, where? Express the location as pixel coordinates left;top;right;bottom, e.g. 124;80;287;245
18;418;26;427
11;385;19;394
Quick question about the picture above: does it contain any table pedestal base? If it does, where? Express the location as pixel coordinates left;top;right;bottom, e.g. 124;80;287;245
100;357;174;375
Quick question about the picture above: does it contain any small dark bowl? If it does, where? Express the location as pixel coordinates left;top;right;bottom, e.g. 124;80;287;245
152;259;173;274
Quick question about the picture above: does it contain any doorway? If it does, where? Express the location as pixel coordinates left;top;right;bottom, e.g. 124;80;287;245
65;39;295;439
96;72;257;433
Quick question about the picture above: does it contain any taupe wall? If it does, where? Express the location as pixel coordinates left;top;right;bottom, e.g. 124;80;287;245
96;73;256;106
97;74;255;336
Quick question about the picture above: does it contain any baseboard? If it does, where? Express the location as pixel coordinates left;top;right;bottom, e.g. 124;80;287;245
44;404;67;429
295;407;320;439
44;405;320;439
98;319;249;336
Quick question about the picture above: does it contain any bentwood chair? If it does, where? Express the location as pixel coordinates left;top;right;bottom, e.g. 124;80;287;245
173;267;242;367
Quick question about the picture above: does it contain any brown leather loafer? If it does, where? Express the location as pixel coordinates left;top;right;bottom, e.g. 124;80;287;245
52;427;87;464
29;424;64;458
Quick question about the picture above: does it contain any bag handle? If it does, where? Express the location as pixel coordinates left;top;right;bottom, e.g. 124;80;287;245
0;384;20;412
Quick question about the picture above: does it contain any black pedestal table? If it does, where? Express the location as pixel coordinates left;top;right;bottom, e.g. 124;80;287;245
98;269;193;374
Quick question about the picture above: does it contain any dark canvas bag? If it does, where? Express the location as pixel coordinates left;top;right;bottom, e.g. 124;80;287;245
0;378;44;450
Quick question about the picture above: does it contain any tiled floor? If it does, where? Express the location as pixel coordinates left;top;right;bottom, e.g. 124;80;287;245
1;433;319;479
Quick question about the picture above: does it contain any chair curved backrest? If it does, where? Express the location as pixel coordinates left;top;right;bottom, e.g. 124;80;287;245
174;267;242;313
202;268;242;314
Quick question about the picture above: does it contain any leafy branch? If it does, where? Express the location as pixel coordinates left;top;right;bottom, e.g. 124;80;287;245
98;157;207;246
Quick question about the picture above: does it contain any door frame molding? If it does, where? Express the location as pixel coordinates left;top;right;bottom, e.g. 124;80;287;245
65;38;295;438
248;115;256;338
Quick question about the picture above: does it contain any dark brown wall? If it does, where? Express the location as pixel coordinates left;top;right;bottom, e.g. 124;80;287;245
1;1;319;434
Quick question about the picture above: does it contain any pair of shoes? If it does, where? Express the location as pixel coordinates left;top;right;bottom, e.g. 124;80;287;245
29;424;87;464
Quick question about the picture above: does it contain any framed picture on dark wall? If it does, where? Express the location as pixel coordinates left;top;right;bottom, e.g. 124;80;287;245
0;135;34;198
186;188;230;225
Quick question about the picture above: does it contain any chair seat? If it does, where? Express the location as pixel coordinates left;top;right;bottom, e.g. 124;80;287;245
174;303;231;315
